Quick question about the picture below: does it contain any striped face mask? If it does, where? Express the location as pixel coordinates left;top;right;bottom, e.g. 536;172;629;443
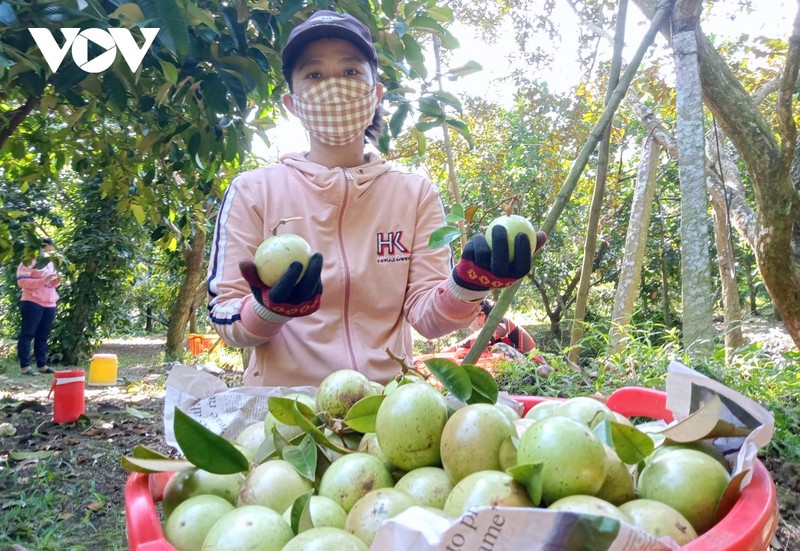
291;77;378;147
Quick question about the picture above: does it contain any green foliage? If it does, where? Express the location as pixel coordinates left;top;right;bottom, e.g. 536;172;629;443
48;175;145;365
494;326;800;464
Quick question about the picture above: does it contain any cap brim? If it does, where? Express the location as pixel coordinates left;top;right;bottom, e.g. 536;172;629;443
282;26;377;76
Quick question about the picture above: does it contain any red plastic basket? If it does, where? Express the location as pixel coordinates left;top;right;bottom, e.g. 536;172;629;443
186;333;224;356
126;387;778;551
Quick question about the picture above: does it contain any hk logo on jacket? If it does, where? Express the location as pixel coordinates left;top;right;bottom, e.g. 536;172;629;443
376;231;410;263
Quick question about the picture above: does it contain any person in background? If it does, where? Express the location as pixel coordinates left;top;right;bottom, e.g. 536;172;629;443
447;299;547;364
207;10;547;387
16;238;61;375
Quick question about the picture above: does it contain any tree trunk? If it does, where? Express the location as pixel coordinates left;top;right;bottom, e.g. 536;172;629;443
165;224;207;358
569;0;629;364
609;136;661;353
632;0;800;348
672;5;716;356
656;196;674;329
706;128;745;356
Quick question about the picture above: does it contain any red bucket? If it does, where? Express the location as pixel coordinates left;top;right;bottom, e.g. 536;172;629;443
48;369;86;423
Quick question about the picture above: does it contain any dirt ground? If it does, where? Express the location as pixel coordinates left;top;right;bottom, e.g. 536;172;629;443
1;327;799;550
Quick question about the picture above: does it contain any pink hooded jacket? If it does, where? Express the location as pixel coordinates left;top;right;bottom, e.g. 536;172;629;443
207;152;486;387
17;260;60;307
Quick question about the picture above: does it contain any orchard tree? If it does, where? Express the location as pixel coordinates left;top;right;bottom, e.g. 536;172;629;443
631;0;800;347
0;0;476;358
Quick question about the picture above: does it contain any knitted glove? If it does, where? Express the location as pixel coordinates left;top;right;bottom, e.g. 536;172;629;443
451;226;547;295
239;253;323;319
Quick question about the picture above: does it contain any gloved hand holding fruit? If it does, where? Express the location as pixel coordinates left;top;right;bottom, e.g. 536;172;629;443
240;231;323;320
451;215;547;297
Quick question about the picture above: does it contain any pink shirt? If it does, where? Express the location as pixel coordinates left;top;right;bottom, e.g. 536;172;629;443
17;260;60;307
207;152;484;387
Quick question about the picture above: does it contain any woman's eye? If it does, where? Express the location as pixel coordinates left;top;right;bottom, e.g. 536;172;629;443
305;71;322;79
344;68;359;76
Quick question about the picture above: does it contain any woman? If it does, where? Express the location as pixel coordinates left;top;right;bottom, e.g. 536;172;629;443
17;238;60;375
206;10;546;387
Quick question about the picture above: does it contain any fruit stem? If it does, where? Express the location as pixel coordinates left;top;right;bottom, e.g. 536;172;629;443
270;217;304;236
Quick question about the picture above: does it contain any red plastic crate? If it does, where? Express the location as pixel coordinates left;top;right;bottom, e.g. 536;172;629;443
126;387;778;551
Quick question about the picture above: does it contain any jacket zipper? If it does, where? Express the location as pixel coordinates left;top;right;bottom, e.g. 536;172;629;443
339;168;359;372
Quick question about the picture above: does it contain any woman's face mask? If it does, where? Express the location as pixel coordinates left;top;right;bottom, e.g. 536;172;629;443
290;77;378;146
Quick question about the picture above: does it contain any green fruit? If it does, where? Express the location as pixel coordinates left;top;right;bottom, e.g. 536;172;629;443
281;527;368;551
440;403;515;483
344;488;419;546
648;440;731;473
357;432;394;471
494;402;522;422
516;416;608;504
497;435;518;471
318;452;394;512
316;370;376;420
443;470;533;518
162;468;244;518
553;396;616;428
523;400;561;420
165;495;234;551
594;445;636;506
394;467;453;509
637;448;730;534
201;505;293;551
485;214;537;261
237;459;314;512
283;495;348;533
548;495;633;524
375;382;449;471
619;499;698;545
254;233;312;287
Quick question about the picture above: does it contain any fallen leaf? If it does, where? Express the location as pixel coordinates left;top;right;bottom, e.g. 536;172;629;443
86;502;103;512
67;437;80;445
126;406;154;419
9;450;56;461
58;512;74;521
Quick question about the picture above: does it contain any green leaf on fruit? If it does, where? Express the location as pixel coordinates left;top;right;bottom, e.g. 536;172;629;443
130;444;170;460
269;396;317;427
598;420;654;465
289;491;315;534
428;226;462;249
120;456;193;473
424;358;472;402
462;364;499;404
172;407;250;474
286;402;352;456
344;394;385;433
507;462;544;506
282;434;317;481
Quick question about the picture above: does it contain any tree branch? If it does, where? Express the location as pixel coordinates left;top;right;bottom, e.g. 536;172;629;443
778;3;800;173
0;97;40;150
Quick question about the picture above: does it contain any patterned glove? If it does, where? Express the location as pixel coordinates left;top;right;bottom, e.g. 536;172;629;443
239;253;323;319
451;225;547;293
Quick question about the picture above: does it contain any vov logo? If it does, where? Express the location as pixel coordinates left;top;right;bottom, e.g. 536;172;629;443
28;28;160;73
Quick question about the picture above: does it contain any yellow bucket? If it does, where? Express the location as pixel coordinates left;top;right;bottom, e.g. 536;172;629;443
88;353;118;386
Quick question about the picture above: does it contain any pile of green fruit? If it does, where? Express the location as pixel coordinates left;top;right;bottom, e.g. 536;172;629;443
124;363;735;551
